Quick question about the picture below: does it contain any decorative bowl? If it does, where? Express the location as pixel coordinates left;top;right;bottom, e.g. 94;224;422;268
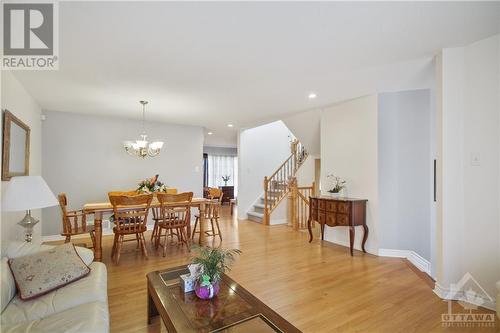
195;281;220;300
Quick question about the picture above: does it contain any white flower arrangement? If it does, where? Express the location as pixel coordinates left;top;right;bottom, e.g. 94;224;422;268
326;173;346;193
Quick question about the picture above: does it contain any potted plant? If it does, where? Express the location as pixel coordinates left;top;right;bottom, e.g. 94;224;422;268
222;175;231;186
191;245;241;300
327;173;346;197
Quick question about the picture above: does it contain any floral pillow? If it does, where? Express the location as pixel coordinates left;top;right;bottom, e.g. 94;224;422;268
8;243;91;300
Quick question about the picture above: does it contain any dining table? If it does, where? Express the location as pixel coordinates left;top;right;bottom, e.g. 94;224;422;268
83;197;211;262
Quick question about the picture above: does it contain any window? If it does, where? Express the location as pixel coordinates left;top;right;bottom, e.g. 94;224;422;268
207;154;238;196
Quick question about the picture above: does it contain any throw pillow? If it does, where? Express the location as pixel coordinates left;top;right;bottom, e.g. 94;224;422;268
8;243;91;300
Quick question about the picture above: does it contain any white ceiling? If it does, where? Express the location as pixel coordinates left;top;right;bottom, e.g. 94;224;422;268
12;1;500;147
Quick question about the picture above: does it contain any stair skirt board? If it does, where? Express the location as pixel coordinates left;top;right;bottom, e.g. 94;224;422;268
246;213;287;225
247;211;264;223
269;218;288;225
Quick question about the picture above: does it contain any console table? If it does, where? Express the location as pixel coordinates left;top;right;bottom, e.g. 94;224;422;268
308;196;368;256
219;186;234;204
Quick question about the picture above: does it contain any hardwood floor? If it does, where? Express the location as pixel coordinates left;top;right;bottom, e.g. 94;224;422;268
50;207;499;333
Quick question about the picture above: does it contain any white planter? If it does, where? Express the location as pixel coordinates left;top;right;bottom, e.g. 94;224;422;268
328;192;342;197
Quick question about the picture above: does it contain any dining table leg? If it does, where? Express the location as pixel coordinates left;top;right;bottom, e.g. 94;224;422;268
94;211;103;262
198;202;206;245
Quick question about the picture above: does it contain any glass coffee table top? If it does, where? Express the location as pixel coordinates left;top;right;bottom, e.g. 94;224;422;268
148;266;301;333
212;314;283;333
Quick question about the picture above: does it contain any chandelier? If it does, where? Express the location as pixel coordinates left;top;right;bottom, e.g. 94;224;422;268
123;101;164;158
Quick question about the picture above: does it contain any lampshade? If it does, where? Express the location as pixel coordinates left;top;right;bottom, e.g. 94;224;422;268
2;176;58;212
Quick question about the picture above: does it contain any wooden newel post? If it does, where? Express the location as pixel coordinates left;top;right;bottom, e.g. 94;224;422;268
287;178;294;228
292;177;299;230
290;139;297;155
263;176;269;225
287;189;293;228
312;181;316;196
291;139;298;172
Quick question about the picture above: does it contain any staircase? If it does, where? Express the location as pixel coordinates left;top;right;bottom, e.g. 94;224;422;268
247;139;308;224
247;181;288;223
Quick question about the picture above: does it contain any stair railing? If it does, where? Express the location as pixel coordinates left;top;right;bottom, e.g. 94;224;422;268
288;177;316;230
262;139;308;225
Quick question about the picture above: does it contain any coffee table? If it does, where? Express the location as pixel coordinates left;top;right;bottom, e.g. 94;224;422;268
147;266;302;333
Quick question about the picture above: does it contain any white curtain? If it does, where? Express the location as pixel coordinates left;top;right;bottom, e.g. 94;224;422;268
207;155;238;196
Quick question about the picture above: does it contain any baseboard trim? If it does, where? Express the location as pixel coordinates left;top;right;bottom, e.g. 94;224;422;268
434;282;496;311
324;239;377;256
269;218;288;225
378;248;407;258
378;248;431;276
407;251;431;275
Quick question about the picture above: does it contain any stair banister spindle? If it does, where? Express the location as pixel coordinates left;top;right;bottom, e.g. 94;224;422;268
263;176;269;225
281;168;284;193
286;162;288;179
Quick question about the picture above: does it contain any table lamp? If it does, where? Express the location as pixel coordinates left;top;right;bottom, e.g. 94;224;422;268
2;176;58;242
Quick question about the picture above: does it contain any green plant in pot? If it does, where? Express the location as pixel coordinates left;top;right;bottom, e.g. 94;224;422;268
222;175;230;186
191;245;241;300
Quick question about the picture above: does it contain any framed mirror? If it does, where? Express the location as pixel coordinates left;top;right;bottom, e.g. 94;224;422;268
2;110;30;181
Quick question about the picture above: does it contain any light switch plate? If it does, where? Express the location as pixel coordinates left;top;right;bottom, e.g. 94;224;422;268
471;153;481;166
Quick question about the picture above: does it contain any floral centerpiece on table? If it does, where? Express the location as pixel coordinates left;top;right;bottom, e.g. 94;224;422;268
191;245;241;300
327;173;346;194
136;174;168;193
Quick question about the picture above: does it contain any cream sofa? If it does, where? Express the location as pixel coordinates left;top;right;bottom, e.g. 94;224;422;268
1;242;109;333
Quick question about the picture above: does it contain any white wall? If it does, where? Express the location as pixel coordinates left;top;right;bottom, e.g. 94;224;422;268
238;121;293;220
295;153;317;188
435;34;500;307
1;72;43;243
378;90;432;262
42;110;204;236
282;109;321;156
320;95;379;254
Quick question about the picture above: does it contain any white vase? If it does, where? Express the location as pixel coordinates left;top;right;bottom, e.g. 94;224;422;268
329;192;341;197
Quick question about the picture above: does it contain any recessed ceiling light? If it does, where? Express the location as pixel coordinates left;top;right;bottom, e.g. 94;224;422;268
308;92;317;99
227;124;233;128
207;132;213;135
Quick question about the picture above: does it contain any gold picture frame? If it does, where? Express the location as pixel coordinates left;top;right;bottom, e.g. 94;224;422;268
2;110;30;181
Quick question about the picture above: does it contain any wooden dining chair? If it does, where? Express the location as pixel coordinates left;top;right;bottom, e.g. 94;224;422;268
58;193;96;248
150;188;179;244
192;188;223;242
108;193;153;264
154;192;193;257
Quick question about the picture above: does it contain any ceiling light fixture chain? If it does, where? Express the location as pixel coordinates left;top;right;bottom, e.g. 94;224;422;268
140;100;147;136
